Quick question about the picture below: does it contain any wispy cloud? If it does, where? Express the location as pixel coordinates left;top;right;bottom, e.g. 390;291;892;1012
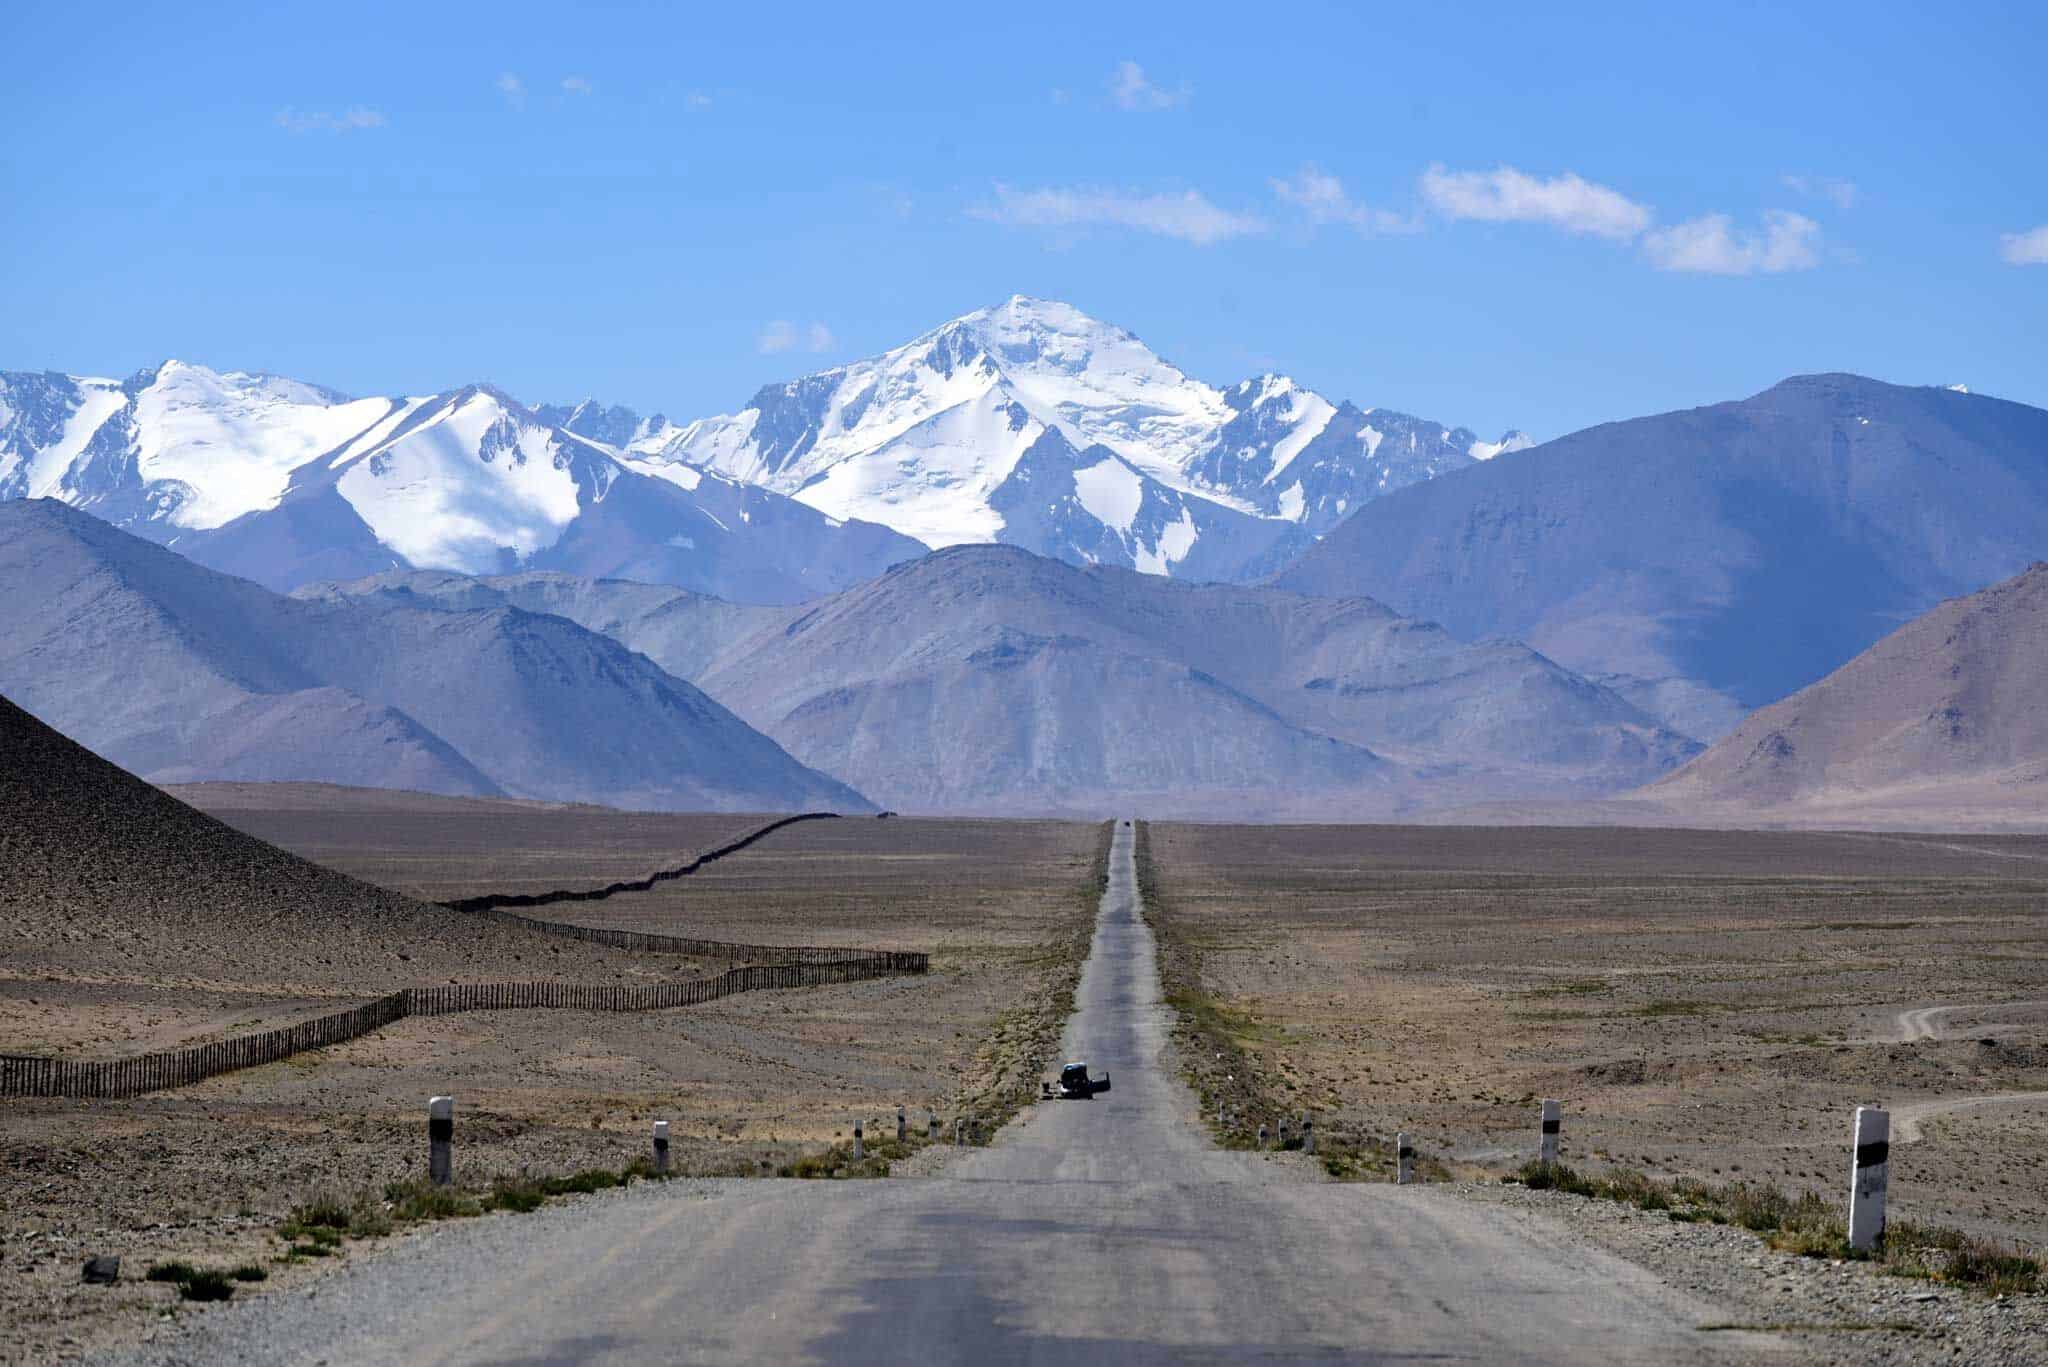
2000;225;2048;266
1419;164;1652;241
1781;174;1858;210
1109;60;1188;112
1641;210;1822;275
496;72;526;110
561;76;594;96
758;320;837;355
972;184;1263;245
686;91;713;110
1270;166;1417;234
275;107;387;134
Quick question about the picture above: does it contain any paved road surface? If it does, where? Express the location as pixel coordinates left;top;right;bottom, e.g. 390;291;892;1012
121;822;1779;1365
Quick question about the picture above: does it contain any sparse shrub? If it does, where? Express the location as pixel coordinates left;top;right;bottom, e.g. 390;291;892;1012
289;1193;352;1231
229;1264;268;1283
385;1178;482;1221
486;1176;548;1213
543;1169;623;1196
146;1260;200;1284
178;1270;236;1302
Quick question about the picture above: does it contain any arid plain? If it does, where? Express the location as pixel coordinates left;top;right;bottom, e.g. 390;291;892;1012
1143;822;2048;1244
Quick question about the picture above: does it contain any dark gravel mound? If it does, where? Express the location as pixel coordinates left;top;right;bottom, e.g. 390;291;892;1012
0;694;645;991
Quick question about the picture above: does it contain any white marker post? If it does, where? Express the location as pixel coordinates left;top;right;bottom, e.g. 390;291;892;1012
1303;1117;1316;1156
1258;1124;1270;1149
1849;1106;1890;1254
428;1095;454;1187
897;1105;907;1145
1539;1098;1562;1167
953;1117;963;1147
652;1120;670;1176
1396;1133;1415;1185
852;1120;864;1160
1278;1118;1290;1149
927;1110;939;1141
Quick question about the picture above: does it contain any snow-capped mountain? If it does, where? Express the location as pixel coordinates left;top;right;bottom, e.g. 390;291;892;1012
0;363;923;600
575;296;1526;573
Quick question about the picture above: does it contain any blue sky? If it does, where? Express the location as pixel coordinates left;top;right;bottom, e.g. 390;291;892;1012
3;1;2043;440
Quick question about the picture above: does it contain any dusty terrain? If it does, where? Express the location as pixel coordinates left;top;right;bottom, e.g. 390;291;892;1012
2;762;1102;1363
1143;822;2048;1248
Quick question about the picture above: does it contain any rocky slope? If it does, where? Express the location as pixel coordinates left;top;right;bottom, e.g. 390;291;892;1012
1649;563;2048;814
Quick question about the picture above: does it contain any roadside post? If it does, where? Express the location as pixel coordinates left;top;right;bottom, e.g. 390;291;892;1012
1396;1133;1415;1185
1539;1099;1561;1166
1302;1117;1315;1155
428;1095;454;1186
852;1120;864;1160
953;1117;963;1146
1258;1123;1270;1149
1849;1106;1890;1253
898;1105;907;1144
653;1120;670;1176
927;1110;939;1141
1278;1117;1290;1149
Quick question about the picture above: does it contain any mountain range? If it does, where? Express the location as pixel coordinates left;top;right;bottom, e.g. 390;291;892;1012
0;364;924;601
1;298;1522;596
1275;374;2048;740
0;499;869;812
305;549;1696;817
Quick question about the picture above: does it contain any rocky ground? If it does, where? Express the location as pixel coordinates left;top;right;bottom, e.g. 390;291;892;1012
1458;1182;2048;1364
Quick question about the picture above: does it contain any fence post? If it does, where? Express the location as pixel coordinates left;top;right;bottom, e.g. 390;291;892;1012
1396;1133;1415;1185
1539;1098;1561;1166
653;1120;670;1177
897;1105;907;1145
1849;1106;1890;1254
429;1095;455;1186
852;1120;864;1161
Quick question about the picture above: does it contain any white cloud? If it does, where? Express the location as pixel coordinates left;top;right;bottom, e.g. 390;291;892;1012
758;321;837;355
1781;174;1858;209
1999;225;2048;266
561;76;594;96
1270;165;1418;234
1641;210;1822;275
275;107;387;134
496;72;526;110
686;91;713;110
1420;164;1653;241
972;184;1263;245
1109;60;1188;112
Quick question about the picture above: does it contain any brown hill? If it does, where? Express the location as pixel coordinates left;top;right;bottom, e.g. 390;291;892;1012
0;691;648;992
1649;564;2048;820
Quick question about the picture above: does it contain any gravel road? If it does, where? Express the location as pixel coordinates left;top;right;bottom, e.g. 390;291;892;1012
108;822;1781;1365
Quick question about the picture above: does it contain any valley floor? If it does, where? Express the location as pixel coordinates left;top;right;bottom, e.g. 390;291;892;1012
1142;822;2048;1246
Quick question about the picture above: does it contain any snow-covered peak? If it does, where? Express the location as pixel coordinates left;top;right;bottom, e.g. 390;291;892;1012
1469;430;1536;461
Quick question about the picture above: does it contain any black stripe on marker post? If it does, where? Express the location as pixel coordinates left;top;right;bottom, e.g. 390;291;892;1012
429;1118;453;1142
1855;1140;1889;1168
1540;1120;1561;1135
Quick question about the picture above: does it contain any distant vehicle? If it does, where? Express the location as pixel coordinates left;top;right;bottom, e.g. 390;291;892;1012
1043;1061;1111;1099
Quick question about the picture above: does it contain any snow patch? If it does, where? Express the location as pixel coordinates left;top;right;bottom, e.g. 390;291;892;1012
1072;457;1144;533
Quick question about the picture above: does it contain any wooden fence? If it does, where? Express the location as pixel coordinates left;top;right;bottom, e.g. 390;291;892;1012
3;811;929;1101
2;955;925;1101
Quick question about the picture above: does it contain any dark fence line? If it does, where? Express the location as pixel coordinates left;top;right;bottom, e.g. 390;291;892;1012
440;812;841;914
1;956;926;1101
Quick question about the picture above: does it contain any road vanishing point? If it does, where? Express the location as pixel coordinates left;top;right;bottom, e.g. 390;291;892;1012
124;822;1782;1365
